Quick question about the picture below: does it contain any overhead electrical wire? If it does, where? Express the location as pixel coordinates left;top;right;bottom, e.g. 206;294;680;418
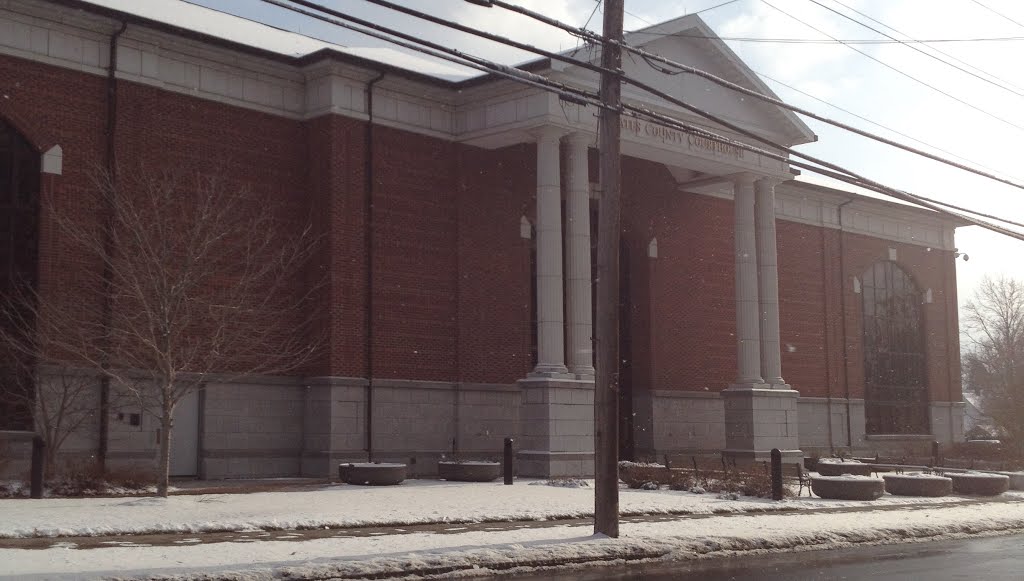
346;0;1009;214
475;0;1024;193
760;0;1024;133
808;0;1024;100
583;0;602;32
348;0;860;177
971;0;1024;30
756;71;1014;181
616;0;742;27
625;32;1024;44
830;0;1024;96
691;0;743;17
260;0;1024;241
377;0;1024;237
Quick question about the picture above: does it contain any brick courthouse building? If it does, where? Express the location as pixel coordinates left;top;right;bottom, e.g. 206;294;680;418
0;0;964;478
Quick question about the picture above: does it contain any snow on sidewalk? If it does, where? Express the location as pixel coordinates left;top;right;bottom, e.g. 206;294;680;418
3;479;1019;538
3;498;1024;580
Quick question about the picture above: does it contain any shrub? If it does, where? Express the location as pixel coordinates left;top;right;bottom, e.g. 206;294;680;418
619;460;786;499
0;464;158;498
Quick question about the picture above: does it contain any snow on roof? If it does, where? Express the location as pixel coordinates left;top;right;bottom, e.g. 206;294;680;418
80;0;480;81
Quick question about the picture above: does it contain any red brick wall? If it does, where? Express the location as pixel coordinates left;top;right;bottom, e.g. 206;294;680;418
3;54;315;375
1;52;961;400
456;143;534;384
305;114;367;377
370;126;458;382
0;53;108;328
634;189;961;404
635;185;737;393
777;220;830;395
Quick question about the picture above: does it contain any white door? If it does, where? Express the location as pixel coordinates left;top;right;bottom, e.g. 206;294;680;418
170;389;200;477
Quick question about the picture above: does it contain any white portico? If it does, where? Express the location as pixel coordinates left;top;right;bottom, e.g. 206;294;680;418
455;14;816;475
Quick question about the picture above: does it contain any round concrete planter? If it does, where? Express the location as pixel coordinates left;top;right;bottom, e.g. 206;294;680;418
949;473;1009;496
1005;472;1024;491
811;476;885;500
816;460;874;477
438;461;501;482
882;474;952;497
338;462;407;486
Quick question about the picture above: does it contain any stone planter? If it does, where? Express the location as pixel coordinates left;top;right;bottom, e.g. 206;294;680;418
438;461;502;482
949;473;1009;496
1005;472;1024;491
816;460;874;477
811;476;885;500
882;474;952;497
338;462;407;486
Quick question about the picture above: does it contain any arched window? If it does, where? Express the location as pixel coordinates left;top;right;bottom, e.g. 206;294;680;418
0;120;39;289
0;120;40;430
862;261;928;434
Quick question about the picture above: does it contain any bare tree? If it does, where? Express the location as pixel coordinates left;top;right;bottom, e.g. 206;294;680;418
1;277;103;477
962;275;1024;451
5;166;322;496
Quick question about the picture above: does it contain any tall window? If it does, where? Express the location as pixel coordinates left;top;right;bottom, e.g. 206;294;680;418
0;120;40;430
862;261;928;434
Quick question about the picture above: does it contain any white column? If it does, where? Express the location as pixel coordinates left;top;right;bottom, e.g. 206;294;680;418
733;174;763;385
565;132;595;379
531;127;569;376
756;178;786;386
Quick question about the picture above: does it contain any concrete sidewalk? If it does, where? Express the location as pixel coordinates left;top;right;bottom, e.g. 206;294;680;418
3;495;1021;550
4;494;1024;580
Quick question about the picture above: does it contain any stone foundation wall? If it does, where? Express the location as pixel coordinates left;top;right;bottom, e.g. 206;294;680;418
642;390;725;458
201;378;304;479
303;378;522;478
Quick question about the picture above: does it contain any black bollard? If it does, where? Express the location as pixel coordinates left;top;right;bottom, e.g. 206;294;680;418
932;441;940;468
770;448;783;501
503;437;514;485
30;436;45;499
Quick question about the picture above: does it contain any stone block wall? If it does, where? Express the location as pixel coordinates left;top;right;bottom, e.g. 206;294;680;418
301;379;522;478
518;379;594;477
456;384;521;455
797;397;856;455
301;377;367;477
645;390;725;457
202;379;304;479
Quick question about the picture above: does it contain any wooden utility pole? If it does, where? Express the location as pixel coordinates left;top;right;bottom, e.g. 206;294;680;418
594;0;624;538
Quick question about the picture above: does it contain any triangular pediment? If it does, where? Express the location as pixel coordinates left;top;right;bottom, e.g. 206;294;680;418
552;14;815;147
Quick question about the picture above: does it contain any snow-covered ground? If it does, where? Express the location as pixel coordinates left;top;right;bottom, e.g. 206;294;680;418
2;478;1019;538
2;480;1024;580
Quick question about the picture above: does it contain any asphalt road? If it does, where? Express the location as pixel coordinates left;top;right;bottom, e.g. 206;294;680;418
511;534;1024;580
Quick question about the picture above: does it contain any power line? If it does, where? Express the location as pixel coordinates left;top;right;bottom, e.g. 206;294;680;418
760;0;1024;133
621;102;1024;240
626;32;1024;44
830;0;1024;95
692;0;743;17
756;71;1016;182
460;4;1024;237
583;0;602;31
618;0;741;30
352;0;1024;200
929;197;1024;230
205;0;1024;242
971;0;1024;29
266;0;1024;241
475;0;1024;194
808;0;1024;100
